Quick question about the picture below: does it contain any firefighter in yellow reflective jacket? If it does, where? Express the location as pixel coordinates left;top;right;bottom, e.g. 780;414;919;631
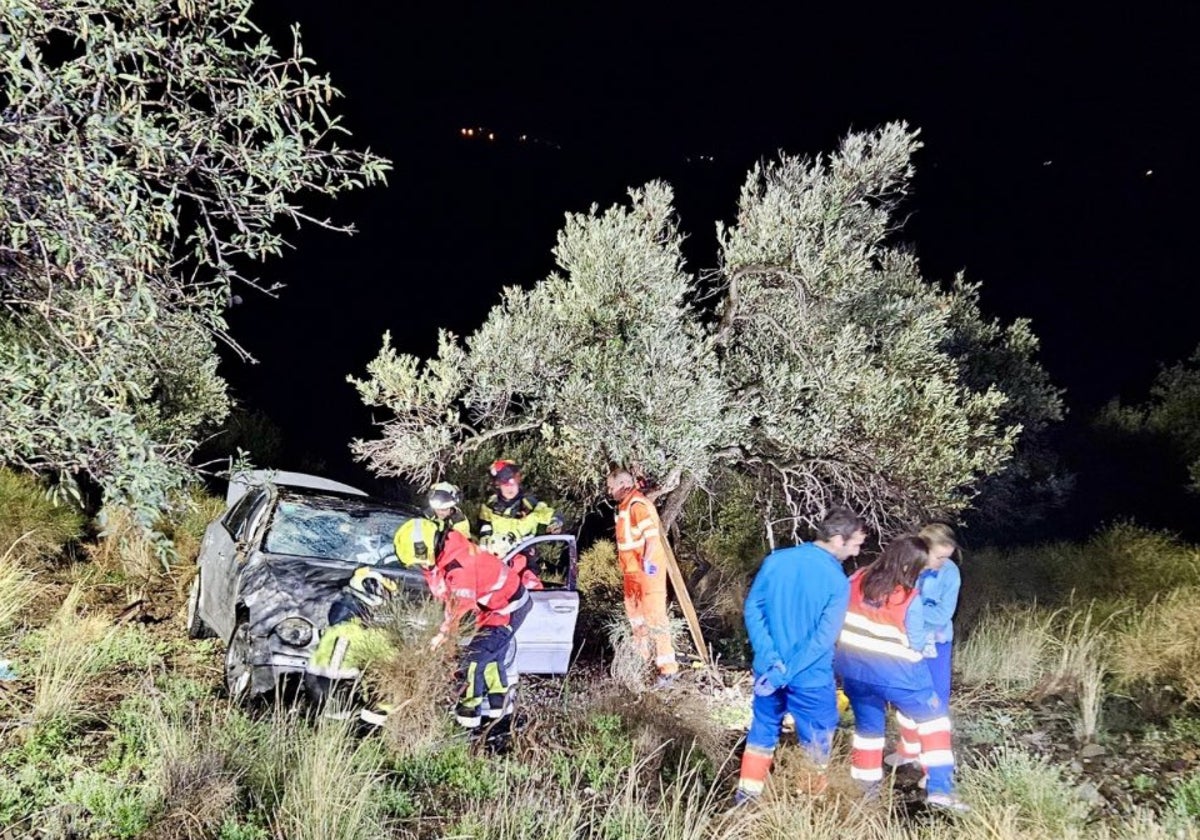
306;567;398;725
478;460;563;576
427;482;472;539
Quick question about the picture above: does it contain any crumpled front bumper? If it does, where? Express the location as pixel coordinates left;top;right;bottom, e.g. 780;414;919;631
245;633;318;696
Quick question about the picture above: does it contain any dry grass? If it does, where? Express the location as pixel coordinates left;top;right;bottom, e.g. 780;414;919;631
0;541;37;635
144;701;239;840
957;606;1059;693
370;597;459;754
89;504;161;586
1110;586;1200;705
29;584;112;728
0;467;84;566
273;717;384;840
158;488;226;567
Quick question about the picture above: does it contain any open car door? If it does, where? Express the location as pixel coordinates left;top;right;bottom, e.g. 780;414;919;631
504;535;579;675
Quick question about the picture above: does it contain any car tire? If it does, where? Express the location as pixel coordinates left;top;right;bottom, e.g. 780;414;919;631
225;621;254;701
185;575;214;639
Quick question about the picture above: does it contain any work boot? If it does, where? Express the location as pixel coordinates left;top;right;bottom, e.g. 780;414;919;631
359;702;395;728
455;701;482;729
925;792;970;813
730;788;758;809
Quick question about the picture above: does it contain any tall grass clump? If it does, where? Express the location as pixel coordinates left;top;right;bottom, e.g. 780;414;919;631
0;467;83;566
0;542;36;635
143;701;239;839
1110;586;1200;706
958;746;1090;836
273;717;384;840
956;606;1058;693
1041;606;1114;742
29;584;112;728
158;487;226;566
89;504;162;584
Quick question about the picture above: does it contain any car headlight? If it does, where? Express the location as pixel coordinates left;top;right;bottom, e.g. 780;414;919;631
273;617;314;647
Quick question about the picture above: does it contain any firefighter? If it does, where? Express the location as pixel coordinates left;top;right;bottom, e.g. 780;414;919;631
734;506;866;803
478;460;563;576
835;535;968;812
606;468;678;687
394;517;532;728
305;566;398;724
427;481;472;539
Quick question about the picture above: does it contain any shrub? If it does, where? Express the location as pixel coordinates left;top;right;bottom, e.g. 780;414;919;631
578;538;622;597
1050;522;1200;602
0;467;84;566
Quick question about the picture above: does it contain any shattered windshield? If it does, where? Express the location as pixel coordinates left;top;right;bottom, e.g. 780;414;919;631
262;498;408;565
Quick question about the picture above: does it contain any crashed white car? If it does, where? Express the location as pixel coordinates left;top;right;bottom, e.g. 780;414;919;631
186;471;580;699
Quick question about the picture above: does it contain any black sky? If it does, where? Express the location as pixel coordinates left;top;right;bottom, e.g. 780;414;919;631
223;2;1200;493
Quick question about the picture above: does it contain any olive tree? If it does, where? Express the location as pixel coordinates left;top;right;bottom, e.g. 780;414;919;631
0;0;389;525
351;123;1061;538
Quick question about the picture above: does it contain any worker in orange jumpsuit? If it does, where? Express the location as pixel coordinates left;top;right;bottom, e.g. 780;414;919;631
606;468;678;686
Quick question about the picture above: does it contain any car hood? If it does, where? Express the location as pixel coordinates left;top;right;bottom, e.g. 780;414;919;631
240;553;359;632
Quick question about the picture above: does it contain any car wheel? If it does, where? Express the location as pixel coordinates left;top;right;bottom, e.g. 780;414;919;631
185;575;214;639
225;622;254;701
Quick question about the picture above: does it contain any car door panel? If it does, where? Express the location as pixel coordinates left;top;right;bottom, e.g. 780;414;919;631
514;589;579;675
505;535;579;675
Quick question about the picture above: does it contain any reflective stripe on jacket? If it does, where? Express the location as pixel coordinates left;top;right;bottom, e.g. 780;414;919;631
478;492;560;542
835;569;932;692
430;530;528;633
614;491;665;577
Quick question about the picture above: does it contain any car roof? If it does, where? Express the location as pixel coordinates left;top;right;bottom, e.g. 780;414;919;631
226;470;368;507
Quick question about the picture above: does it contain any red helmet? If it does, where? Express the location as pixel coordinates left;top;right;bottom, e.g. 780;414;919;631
489;459;520;484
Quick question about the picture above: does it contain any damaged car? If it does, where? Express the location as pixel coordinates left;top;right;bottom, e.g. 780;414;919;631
186;471;580;700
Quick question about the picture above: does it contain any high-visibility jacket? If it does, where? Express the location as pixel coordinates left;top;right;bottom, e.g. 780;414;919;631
478;491;561;543
834;569;931;692
614;490;666;579
308;594;392;680
429;507;472;540
426;530;529;634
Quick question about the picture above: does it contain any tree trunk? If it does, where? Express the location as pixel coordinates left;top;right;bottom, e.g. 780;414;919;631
659;472;696;534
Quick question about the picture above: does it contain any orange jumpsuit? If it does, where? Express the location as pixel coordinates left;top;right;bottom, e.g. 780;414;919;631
614;490;678;676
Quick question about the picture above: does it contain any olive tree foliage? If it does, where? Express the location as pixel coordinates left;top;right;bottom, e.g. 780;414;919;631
713;124;1059;536
352;123;1060;537
0;0;389;525
350;182;740;499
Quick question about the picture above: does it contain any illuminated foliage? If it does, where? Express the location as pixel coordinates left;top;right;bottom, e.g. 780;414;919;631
0;0;389;528
353;124;1060;536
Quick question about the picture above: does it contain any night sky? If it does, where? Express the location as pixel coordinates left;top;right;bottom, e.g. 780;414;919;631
223;3;1200;515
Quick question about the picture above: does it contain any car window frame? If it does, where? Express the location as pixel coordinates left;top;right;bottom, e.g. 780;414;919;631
221;487;268;541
